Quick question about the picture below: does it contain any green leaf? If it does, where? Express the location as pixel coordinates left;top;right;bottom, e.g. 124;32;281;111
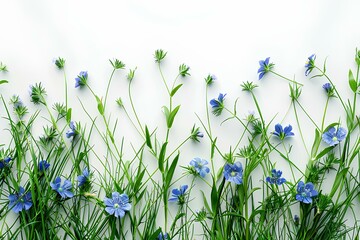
170;84;183;96
311;129;321;158
167;105;180;128
329;168;348;197
348;69;358;93
163;106;170;124
148;228;162;240
315;146;333;160
66;108;72;123
211;138;217;159
145;125;152;149
165;153;179;188
210;179;218;214
158;142;168;173
0;80;8;85
95;95;104;115
134;170;146;193
201;191;212;215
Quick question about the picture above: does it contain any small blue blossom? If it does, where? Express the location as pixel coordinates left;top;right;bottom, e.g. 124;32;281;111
210;93;226;116
190;157;210;178
322;127;347;146
257;57;274;80
296;181;318;204
190;126;203;142
8;187;33;213
305;54;316;76
0;156;11;169
273;124;294;140
322;83;335;97
50;177;74;199
38;160;50;172
75;71;88;88
223;162;243;185
66;121;76;138
266;169;286;185
169;185;188;204
104;192;131;218
157;232;169;240
77;168;90;187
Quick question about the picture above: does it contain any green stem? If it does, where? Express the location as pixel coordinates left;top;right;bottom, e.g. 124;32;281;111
128;80;145;136
270;70;303;86
292;101;310;157
321;97;330;132
104;69;116;113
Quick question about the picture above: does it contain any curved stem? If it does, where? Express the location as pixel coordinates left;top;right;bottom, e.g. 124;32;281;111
270;70;303;86
104;69;116;113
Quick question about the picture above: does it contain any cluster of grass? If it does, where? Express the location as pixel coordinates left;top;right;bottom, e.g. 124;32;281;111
0;50;359;239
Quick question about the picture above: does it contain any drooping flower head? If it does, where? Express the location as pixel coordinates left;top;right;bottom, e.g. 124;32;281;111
75;71;88;88
273;124;294;140
104;192;131;218
322;83;335;97
266;169;286;185
223;162;243;185
322;127;347;146
169;185;188;204
50;177;74;199
190;125;203;142
258;57;274;80
295;181;318;204
189;157;210;178
66;121;77;138
205;74;216;85
77;167;90;187
8;187;32;213
305;54;316;76
0;156;11;169
210;93;226;116
38;160;50;172
53;57;65;69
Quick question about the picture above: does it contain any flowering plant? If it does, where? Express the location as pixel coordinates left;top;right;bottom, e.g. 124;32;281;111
0;49;359;240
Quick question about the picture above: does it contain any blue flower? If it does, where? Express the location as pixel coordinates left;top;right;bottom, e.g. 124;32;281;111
266;169;286;185
296;181;318;204
322;127;347;146
190;126;204;142
223;162;243;184
169;185;188;204
273;124;294;140
0;157;11;169
210;93;226;116
190;157;210;178
157;232;169;240
8;187;32;213
104;192;131;218
75;71;88;88
66;121;76;138
38;160;50;172
257;57;274;80
50;177;74;199
322;83;335;97
305;54;316;76
77;168;90;187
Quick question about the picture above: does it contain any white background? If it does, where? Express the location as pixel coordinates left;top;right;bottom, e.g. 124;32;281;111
1;0;360;231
